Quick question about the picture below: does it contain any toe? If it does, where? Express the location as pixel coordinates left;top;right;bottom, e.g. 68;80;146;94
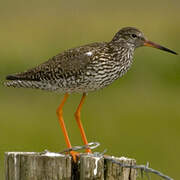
70;151;79;163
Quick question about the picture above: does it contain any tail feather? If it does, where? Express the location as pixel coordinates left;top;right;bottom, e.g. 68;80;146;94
6;74;39;81
6;75;20;80
5;73;41;88
4;79;57;91
5;72;58;91
5;79;45;89
5;80;37;88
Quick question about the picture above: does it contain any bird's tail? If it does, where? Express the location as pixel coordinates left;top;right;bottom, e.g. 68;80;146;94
6;74;23;81
5;80;32;88
4;74;40;89
4;74;55;91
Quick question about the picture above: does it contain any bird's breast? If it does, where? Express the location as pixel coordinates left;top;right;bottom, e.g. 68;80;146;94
86;50;134;87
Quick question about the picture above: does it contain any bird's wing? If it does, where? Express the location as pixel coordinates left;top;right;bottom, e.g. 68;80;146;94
6;42;105;81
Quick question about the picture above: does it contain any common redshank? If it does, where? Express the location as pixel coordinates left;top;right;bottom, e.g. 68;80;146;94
5;27;177;161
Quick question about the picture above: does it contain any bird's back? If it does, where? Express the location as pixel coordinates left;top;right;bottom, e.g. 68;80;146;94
5;41;134;93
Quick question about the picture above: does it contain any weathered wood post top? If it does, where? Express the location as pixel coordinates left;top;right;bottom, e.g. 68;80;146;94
5;152;137;180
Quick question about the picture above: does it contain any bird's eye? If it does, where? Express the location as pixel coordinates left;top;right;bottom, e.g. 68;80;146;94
131;34;137;38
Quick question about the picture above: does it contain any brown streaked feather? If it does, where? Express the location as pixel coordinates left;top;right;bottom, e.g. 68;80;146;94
6;42;106;82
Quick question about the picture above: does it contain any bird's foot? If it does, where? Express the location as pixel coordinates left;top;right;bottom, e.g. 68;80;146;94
86;148;92;153
70;151;80;163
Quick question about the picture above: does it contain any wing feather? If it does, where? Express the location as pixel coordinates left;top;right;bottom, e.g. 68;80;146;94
6;42;105;82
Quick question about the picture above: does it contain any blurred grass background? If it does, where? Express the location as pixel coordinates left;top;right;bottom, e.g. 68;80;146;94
0;0;180;179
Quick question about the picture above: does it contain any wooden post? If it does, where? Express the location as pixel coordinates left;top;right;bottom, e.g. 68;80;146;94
105;156;137;180
5;152;137;180
79;154;104;179
5;152;72;180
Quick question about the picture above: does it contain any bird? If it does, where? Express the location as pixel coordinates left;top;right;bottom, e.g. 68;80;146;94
5;27;177;161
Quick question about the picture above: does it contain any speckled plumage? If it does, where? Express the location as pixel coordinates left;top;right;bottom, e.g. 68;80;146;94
5;27;176;93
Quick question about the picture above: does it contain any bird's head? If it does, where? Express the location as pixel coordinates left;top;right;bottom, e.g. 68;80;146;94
111;27;177;55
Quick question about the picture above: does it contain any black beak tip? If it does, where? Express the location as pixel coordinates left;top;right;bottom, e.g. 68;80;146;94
161;47;178;55
159;46;178;55
171;50;178;55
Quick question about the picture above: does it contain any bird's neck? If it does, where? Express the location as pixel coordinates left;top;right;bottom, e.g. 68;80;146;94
108;40;135;51
106;41;135;77
107;41;135;61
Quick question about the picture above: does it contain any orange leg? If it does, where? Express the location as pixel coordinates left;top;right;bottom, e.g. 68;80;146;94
56;93;78;162
74;93;92;153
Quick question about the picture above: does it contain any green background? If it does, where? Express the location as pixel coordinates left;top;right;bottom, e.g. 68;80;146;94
0;0;180;179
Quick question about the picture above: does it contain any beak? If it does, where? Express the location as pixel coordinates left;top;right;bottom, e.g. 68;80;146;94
144;40;178;55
